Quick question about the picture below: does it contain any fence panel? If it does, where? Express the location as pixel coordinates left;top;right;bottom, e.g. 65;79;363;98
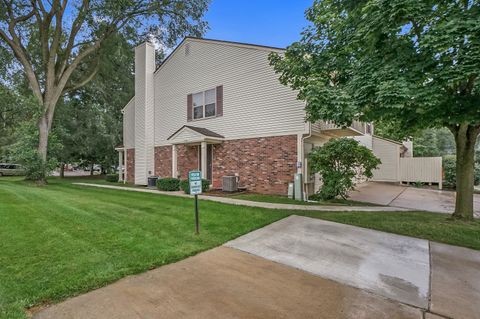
399;157;442;186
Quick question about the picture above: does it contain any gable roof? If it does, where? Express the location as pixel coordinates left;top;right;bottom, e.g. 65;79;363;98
155;37;286;74
167;125;224;141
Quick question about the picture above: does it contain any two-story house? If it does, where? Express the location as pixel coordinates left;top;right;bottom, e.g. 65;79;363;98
116;37;370;195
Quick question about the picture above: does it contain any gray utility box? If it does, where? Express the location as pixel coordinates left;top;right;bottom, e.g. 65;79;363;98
294;173;303;201
222;176;238;192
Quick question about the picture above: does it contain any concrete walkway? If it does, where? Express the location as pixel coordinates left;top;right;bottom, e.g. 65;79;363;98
349;182;480;218
33;216;480;319
226;216;430;309
73;183;409;212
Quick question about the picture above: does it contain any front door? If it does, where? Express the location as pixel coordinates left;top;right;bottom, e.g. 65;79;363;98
206;144;213;182
198;144;213;183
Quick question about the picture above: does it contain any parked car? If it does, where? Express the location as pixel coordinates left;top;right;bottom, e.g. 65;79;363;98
83;165;101;172
0;163;25;176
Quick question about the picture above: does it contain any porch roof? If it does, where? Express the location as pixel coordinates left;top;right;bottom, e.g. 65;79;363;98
167;125;224;144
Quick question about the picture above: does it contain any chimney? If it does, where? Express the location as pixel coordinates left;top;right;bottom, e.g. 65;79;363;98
134;42;156;185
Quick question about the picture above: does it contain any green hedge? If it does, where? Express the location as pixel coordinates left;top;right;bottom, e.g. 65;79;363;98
105;174;119;182
443;155;480;188
156;178;180;191
180;179;210;194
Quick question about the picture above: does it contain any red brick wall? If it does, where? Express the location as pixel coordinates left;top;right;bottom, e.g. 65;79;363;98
212;135;297;194
154;146;172;177
126;148;135;183
177;144;199;179
152;135;297;194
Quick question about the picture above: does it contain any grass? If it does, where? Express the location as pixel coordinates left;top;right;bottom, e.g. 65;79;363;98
226;193;376;206
77;176;375;206
1;176;479;318
0;177;289;319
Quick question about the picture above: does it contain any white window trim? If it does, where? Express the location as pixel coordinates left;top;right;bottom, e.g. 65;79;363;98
192;87;216;121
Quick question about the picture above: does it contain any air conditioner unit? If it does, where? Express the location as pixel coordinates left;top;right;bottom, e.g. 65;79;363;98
222;176;238;192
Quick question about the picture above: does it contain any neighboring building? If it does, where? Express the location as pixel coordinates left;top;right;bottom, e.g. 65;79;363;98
354;134;442;188
117;37;370;195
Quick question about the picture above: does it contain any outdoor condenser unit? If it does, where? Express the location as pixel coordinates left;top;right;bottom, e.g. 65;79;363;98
222;176;238;192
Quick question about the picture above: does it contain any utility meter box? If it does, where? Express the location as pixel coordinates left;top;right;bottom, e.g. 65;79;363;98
294;173;303;201
287;183;294;198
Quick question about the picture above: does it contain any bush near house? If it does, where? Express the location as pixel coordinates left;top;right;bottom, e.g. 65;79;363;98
157;178;180;191
309;138;381;200
443;155;480;188
105;174;119;182
180;179;210;194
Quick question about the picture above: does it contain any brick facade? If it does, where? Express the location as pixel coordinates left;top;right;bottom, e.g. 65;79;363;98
212;135;297;194
177;144;199;179
153;135;297;195
126;148;135;183
154;145;173;178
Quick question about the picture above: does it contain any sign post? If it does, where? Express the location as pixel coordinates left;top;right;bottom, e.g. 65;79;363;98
188;170;202;234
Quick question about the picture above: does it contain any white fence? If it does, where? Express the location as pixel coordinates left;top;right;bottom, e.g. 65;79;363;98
399;157;443;189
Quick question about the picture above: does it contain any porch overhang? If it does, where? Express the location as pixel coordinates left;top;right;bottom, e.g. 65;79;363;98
167;125;224;145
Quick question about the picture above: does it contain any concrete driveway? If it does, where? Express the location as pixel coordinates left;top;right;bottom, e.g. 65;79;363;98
349;182;480;218
33;216;480;319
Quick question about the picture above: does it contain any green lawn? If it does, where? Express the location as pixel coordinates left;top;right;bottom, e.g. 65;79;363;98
1;176;479;319
0;177;289;319
226;193;376;206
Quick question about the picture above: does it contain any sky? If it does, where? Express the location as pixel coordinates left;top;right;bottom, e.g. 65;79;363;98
203;0;312;48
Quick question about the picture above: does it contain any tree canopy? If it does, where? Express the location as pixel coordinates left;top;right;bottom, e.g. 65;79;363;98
270;0;480;219
0;0;209;181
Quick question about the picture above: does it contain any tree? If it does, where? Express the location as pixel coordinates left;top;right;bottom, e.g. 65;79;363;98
270;0;480;219
53;32;136;176
0;0;208;182
309;138;381;200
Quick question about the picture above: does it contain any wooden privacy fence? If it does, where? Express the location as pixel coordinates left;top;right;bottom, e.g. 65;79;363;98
398;157;443;189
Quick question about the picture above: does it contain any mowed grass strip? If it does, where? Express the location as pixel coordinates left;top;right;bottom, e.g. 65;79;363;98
0;178;289;319
1;177;479;318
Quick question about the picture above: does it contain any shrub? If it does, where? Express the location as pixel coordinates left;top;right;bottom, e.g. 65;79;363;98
180;179;210;194
10;123;59;182
157;178;180;191
105;174;119;182
443;155;456;188
443;155;480;188
309;138;381;200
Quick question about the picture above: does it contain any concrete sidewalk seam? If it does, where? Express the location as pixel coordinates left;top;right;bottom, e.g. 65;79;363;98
387;186;408;206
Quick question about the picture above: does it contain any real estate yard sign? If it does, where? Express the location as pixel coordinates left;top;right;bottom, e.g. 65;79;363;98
189;170;202;234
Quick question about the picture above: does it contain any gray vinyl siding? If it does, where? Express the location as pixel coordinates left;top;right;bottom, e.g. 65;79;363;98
153;39;308;145
123;98;135;149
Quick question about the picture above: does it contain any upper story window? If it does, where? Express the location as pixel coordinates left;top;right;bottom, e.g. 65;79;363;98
187;86;223;122
193;88;216;120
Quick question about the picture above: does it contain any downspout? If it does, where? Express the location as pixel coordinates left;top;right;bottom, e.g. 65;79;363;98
301;122;312;201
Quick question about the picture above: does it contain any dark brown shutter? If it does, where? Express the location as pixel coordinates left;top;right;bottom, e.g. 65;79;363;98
216;85;223;117
187;93;193;122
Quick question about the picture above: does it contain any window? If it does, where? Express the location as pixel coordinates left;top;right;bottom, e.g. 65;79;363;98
192;88;216;120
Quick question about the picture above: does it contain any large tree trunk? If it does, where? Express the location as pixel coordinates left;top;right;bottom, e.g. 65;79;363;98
90;162;94;176
38;115;49;162
452;124;479;220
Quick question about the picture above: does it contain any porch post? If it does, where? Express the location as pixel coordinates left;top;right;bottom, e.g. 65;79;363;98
201;141;207;179
172;144;177;178
118;150;124;182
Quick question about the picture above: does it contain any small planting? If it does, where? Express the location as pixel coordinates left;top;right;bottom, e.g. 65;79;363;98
309;138;380;200
156;178;180;191
180;178;210;194
105;174;119;182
